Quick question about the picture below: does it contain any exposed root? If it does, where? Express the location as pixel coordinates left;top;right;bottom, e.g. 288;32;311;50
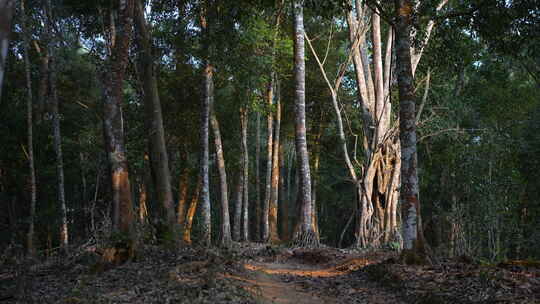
291;230;320;248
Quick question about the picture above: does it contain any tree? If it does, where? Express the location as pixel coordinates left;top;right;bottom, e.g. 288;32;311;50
199;0;213;246
210;109;233;245
134;0;178;241
21;0;37;256
45;0;69;250
292;0;317;246
102;0;136;238
394;0;423;258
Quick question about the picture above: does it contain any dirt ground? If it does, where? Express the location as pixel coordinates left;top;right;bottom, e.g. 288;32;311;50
0;243;538;303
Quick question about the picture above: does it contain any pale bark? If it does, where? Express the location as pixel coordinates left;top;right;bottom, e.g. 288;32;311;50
134;0;177;237
345;2;401;248
292;0;317;245
383;27;393;100
210;111;232;245
240;106;250;241
21;0;37;256
262;81;274;241
103;0;136;237
411;0;449;77
278;142;289;240
255;112;261;240
0;0;14;102
199;4;212;246
200;62;212;246
372;10;386;143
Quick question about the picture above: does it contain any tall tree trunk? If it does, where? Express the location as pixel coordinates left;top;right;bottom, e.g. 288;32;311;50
395;0;423;256
0;0;14;102
269;80;281;242
210;111;232;245
240;106;250;241
134;0;177;239
199;2;212;246
183;176;202;244
21;0;37;256
45;0;69;249
199;62;212;246
311;116;323;238
103;0;136;237
255;112;261;240
279;142;289;240
292;0;317;246
372;10;387;143
233;170;243;241
262;81;274;242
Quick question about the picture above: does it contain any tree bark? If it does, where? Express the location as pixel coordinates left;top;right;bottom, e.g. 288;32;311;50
21;0;37;256
177;167;190;229
134;0;177;239
102;0;136;237
292;0;317;245
240;106;250;242
138;181;148;223
199;3;212;246
262;81;273;241
233;169;243;241
183;176;202;244
0;0;14;102
210;111;232;245
269;80;281;242
279;142;289;240
45;0;69;249
395;0;423;254
255;112;261;240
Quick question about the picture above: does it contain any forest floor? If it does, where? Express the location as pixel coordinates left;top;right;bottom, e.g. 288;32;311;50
0;242;539;303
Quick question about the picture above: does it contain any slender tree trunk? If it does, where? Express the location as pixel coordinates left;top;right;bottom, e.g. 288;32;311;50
0;0;14;102
183;176;202;244
199;3;212;246
233;170;243;241
199;62;212;246
210;111;232;245
103;0;136;237
395;0;423;255
21;0;37;256
177;167;190;229
311;117;323;238
279;142;289;240
269;80;281;242
372;10;387;143
262;81;274;242
292;0;317;245
240;106;250;241
255;112;261;240
134;0;177;238
45;0;69;249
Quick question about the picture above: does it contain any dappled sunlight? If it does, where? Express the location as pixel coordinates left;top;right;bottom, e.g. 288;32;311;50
244;258;373;278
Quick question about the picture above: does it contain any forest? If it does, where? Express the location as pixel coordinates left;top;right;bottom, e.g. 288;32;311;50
0;0;539;303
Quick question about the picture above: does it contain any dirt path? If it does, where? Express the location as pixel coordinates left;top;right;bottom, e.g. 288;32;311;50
226;263;334;304
226;250;405;304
